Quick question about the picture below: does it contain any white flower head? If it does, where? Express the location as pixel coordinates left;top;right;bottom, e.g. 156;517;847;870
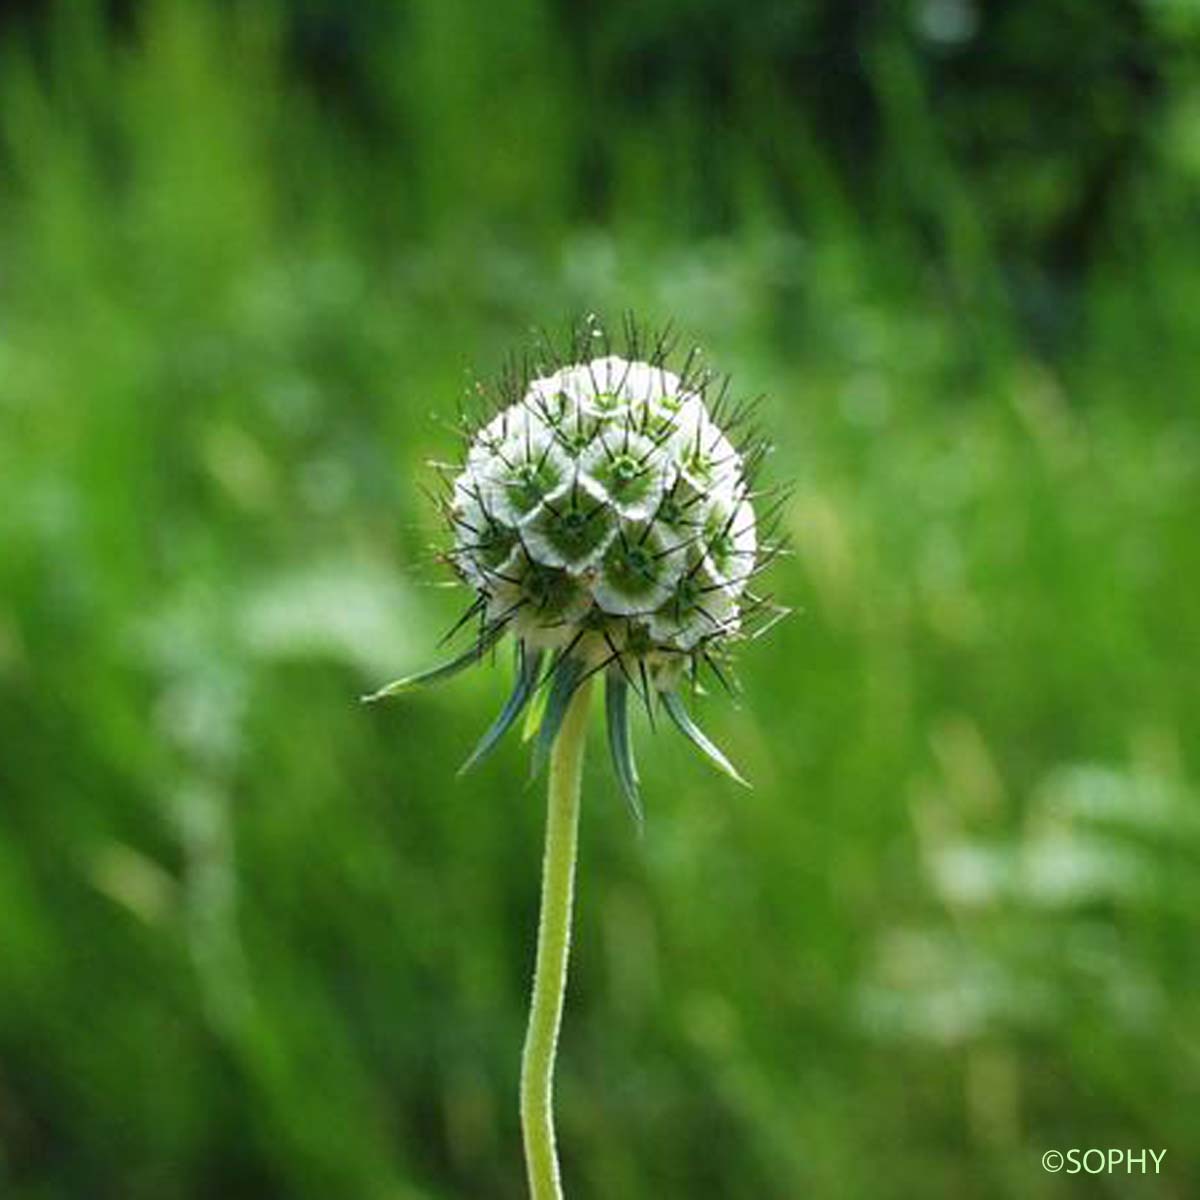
366;320;787;804
449;347;768;655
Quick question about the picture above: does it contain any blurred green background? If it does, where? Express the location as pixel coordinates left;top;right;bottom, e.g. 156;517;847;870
2;1;1199;1197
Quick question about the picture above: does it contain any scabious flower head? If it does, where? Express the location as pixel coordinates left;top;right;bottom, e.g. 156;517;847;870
365;319;786;814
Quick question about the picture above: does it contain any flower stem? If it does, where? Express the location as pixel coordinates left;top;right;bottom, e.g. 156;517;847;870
520;675;594;1200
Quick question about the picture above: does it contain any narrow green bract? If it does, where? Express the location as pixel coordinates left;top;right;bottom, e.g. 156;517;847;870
605;670;642;823
458;643;544;776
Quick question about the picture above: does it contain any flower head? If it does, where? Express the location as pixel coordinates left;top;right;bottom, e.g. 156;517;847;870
365;319;787;816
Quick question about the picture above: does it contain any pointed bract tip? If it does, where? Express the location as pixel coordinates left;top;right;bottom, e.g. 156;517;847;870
660;689;750;788
360;680;413;704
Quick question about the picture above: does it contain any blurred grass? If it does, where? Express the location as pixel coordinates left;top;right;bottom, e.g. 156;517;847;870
1;2;1199;1198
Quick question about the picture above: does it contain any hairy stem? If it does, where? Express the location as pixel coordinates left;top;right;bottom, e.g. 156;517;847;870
520;676;594;1200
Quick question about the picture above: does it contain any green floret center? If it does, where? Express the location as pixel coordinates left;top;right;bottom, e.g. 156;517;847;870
532;494;614;564
640;410;677;441
597;451;654;506
661;571;703;618
704;526;735;574
476;520;517;569
558;426;595;454
522;563;585;620
657;494;687;530
603;537;664;600
561;510;589;537
681;444;716;485
505;456;562;515
611;453;640;483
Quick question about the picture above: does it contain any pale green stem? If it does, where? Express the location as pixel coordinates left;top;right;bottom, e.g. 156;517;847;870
520;676;594;1200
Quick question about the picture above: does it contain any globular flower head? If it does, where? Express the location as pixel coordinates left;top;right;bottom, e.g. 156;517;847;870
365;318;787;816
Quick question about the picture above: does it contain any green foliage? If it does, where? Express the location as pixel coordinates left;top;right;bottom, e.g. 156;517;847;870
1;2;1198;1197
